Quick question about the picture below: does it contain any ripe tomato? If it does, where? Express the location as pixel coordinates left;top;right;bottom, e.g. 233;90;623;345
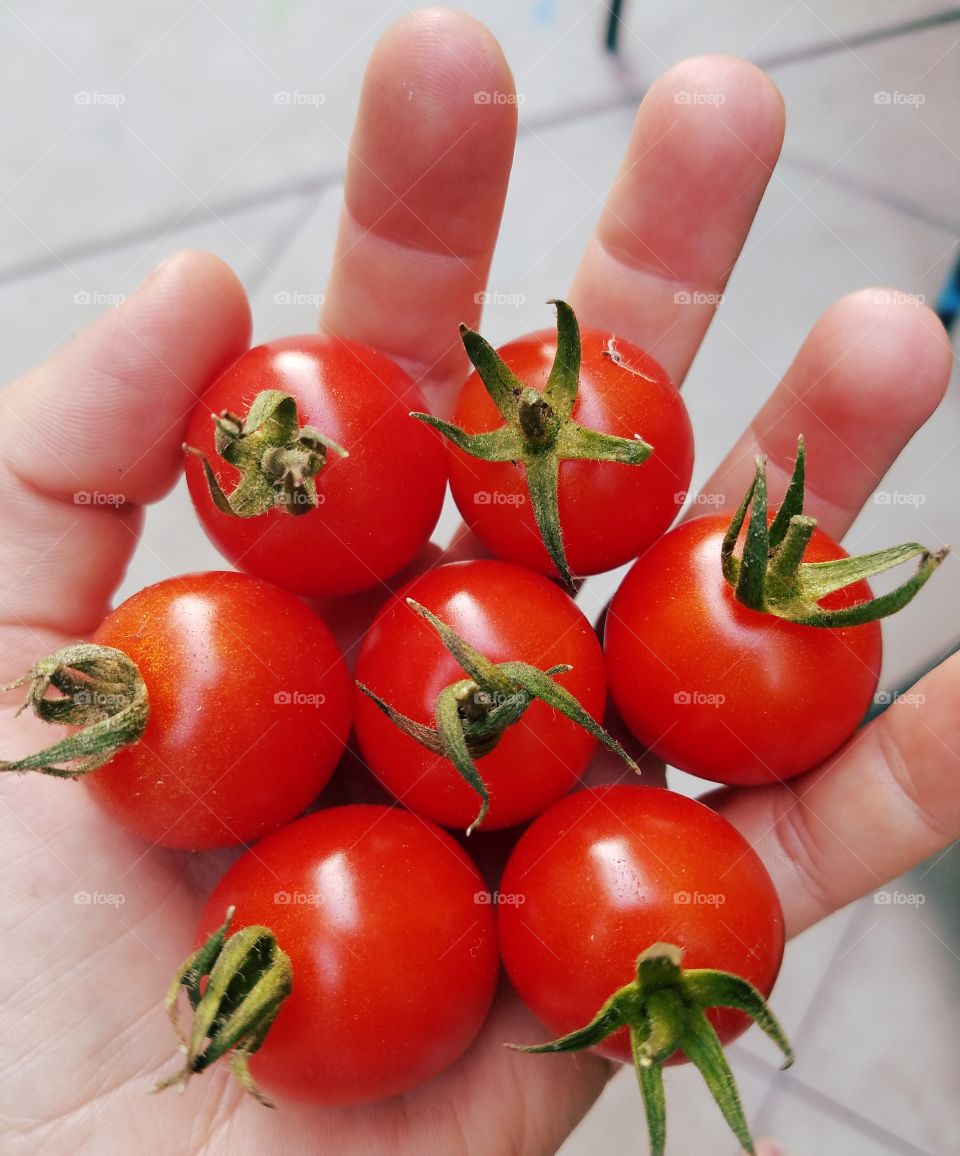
353;559;608;830
604;515;882;785
194;804;499;1105
85;572;352;849
447;327;693;577
498;785;784;1060
184;335;448;597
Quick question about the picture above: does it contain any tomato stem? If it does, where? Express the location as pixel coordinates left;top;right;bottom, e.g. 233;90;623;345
184;389;348;518
722;435;948;626
153;907;292;1107
410;301;653;586
356;598;639;832
511;942;793;1156
0;644;149;778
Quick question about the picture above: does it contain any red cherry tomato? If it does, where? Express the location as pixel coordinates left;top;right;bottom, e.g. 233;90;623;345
604;515;882;785
353;560;607;830
185;335;448;597
447;328;693;577
498;785;784;1060
85;572;352;849
197;804;500;1105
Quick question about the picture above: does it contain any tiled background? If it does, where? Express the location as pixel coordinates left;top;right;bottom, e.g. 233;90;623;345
1;3;958;1153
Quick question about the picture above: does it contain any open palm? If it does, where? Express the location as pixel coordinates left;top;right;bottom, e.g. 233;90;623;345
1;10;957;1155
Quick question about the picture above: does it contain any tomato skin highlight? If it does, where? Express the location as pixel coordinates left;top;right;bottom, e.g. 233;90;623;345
353;560;608;830
447;327;694;577
604;515;883;786
197;805;500;1105
84;572;352;849
498;785;784;1061
185;335;448;597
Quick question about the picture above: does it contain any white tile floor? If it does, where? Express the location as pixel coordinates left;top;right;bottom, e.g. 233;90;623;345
1;3;958;1153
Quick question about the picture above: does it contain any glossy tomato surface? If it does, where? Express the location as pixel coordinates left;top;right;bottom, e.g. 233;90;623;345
185;335;448;597
498;785;784;1062
353;560;607;830
604;515;882;785
198;805;499;1105
85;572;352;849
447;328;693;577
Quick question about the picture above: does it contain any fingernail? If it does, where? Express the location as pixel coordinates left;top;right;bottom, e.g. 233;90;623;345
755;1138;788;1156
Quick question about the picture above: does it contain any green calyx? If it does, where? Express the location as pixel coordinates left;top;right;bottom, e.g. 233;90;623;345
185;389;348;518
153;906;292;1107
0;644;149;778
356;599;639;833
723;435;948;626
512;943;794;1156
411;301;653;586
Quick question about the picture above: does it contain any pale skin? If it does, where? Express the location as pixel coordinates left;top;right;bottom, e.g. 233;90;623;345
0;9;956;1156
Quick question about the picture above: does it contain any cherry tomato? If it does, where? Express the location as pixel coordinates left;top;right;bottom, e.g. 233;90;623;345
604;515;882;785
85;572;352;849
196;804;499;1105
447;328;693;577
498;785;784;1060
353;560;607;829
185;335;448;597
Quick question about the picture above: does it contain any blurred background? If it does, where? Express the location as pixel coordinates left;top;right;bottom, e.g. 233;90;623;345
0;3;957;1153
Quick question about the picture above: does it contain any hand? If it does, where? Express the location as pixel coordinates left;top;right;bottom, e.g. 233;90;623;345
0;10;955;1155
